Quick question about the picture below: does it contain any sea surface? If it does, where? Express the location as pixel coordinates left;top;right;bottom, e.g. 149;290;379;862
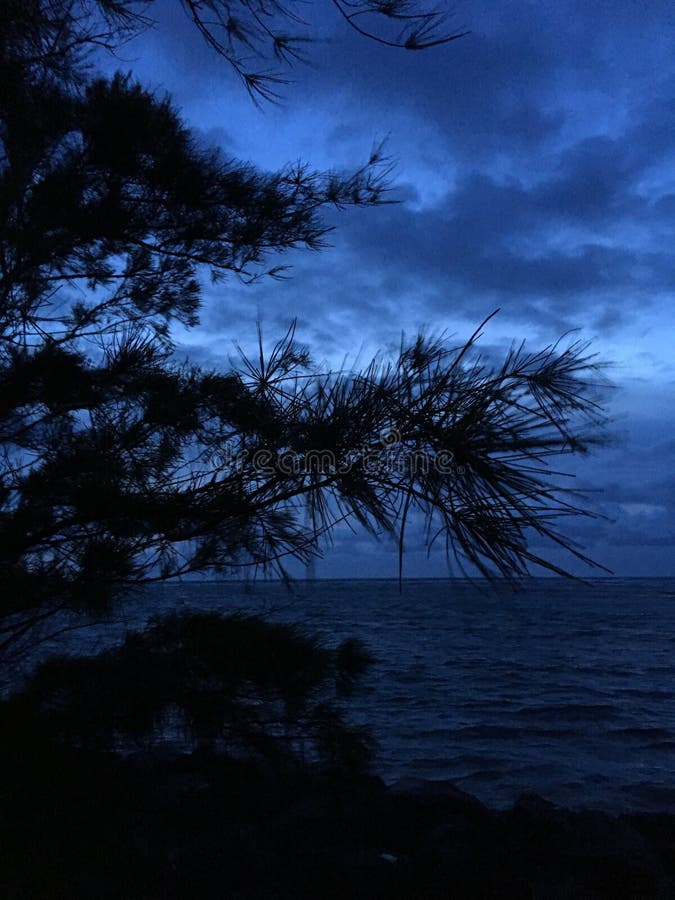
12;577;675;813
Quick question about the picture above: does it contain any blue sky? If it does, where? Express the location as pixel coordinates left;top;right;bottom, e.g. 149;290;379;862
102;0;675;576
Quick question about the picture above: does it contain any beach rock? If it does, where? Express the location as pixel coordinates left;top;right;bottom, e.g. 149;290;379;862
4;746;675;899
380;777;494;852
514;790;558;816
386;776;492;818
621;812;675;865
506;794;664;898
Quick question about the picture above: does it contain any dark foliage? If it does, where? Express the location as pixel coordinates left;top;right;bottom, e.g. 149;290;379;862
3;611;374;768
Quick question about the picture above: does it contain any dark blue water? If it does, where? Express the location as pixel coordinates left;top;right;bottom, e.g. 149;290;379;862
18;577;675;813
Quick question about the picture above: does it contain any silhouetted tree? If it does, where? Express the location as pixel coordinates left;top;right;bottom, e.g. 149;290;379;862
1;1;607;687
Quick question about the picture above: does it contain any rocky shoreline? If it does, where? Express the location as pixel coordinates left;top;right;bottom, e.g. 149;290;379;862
2;746;675;899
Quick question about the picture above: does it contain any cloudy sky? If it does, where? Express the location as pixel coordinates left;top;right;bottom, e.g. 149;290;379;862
103;0;675;577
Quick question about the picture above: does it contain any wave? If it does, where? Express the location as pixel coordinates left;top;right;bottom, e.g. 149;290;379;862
453;769;505;783
614;688;674;700
452;725;524;739
447;724;582;740
609;727;674;740
515;703;618;720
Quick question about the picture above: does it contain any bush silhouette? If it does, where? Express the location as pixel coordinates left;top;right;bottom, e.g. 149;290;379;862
5;611;374;771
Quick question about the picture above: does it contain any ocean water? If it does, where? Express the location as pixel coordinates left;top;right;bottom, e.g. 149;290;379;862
14;577;675;813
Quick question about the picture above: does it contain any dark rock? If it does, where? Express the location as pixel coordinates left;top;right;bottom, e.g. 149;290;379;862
386;777;492;819
621;813;675;868
514;791;558;816
506;795;664;899
381;776;494;851
3;747;675;899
